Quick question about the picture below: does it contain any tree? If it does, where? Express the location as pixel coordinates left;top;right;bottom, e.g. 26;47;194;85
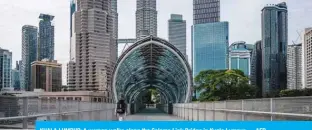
195;69;257;102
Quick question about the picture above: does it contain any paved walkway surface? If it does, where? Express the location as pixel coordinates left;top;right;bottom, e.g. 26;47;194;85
125;108;183;121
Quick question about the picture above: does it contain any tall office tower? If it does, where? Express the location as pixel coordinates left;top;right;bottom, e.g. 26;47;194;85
31;59;62;92
136;0;157;40
192;0;227;98
192;22;229;78
0;48;12;91
250;41;262;96
38;14;55;61
21;25;38;91
193;0;220;24
12;61;20;90
168;14;187;58
287;44;302;90
70;0;76;61
261;2;288;97
67;0;117;99
229;41;251;76
302;28;312;88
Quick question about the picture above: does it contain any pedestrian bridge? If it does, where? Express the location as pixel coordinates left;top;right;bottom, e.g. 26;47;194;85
112;36;193;104
1;96;312;129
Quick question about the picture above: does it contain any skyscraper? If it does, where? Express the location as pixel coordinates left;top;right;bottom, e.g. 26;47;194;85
261;2;288;97
136;0;157;40
287;44;302;90
70;0;76;61
38;14;55;61
193;0;220;24
0;48;12;91
302;27;312;89
229;41;251;76
168;14;187;58
67;0;117;98
250;40;262;97
12;61;20;90
111;0;118;60
112;0;118;39
192;22;229;76
21;25;38;91
192;0;227;98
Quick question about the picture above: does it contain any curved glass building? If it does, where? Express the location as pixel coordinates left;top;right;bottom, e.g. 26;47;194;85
112;36;192;103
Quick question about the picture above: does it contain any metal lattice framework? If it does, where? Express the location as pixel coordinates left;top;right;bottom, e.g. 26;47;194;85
112;36;192;103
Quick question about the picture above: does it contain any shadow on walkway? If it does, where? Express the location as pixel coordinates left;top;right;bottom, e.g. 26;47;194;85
125;108;182;121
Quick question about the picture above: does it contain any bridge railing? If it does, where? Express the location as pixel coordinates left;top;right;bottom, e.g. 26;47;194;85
0;97;116;129
173;96;312;121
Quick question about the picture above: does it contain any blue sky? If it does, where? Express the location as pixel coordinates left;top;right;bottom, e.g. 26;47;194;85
0;0;311;84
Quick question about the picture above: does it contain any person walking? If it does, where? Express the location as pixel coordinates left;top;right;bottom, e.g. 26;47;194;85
115;95;127;121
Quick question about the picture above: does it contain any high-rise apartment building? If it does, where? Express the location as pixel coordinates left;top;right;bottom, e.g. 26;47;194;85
67;0;117;99
70;0;76;61
193;0;220;24
0;48;12;91
31;59;62;92
12;61;20;90
136;0;157;40
229;41;251;76
111;0;118;39
250;40;262;96
303;28;312;88
21;25;38;91
168;14;187;58
287;44;302;90
261;2;288;97
38;14;55;61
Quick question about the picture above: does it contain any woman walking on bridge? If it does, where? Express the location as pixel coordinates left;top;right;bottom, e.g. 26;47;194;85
115;95;127;121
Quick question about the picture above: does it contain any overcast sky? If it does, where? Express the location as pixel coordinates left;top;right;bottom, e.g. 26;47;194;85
0;0;311;85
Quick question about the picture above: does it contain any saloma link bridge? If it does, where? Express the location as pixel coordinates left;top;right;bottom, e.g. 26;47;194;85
0;36;312;129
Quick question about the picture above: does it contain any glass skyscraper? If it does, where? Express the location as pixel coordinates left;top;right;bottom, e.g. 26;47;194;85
229;41;251;76
250;40;262;97
21;25;38;91
168;14;187;58
38;14;55;61
0;48;12;91
193;0;220;24
261;2;288;97
12;61;20;90
192;22;229;77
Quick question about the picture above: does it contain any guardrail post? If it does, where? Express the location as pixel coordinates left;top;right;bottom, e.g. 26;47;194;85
203;103;206;121
22;98;28;129
225;101;228;121
212;102;215;121
191;103;194;121
270;98;273;121
183;104;186;120
197;102;199;121
241;100;245;121
77;101;80;120
58;99;61;120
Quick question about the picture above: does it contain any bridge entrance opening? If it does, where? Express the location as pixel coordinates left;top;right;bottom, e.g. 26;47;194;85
112;36;193;114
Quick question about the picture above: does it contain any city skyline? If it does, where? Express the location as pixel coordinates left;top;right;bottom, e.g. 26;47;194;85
0;0;311;85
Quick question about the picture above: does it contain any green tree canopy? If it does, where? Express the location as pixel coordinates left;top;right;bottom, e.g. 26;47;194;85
195;69;257;102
